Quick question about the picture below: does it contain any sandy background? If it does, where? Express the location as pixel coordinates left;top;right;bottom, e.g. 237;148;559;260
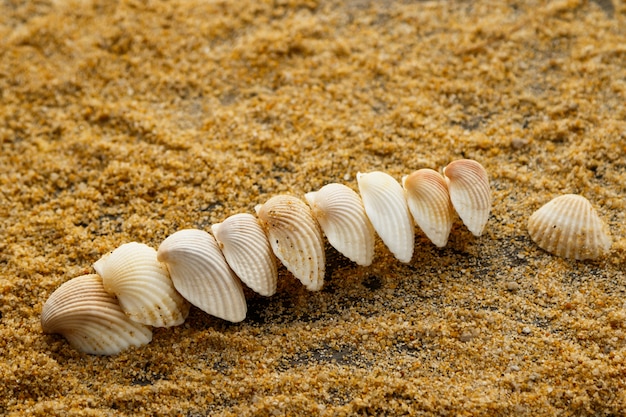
1;0;626;415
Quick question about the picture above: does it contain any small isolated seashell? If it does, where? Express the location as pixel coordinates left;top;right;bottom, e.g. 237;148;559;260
93;242;189;327
255;195;325;291
305;183;375;266
357;171;414;263
157;229;247;322
41;274;152;355
528;194;612;260
402;169;455;248
211;214;278;297
443;159;492;236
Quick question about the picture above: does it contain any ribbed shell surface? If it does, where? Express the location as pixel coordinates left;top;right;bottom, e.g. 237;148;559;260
527;194;612;260
443;159;492;237
41;274;152;355
211;213;278;297
157;229;247;322
256;195;325;291
402;169;455;248
305;183;375;266
93;242;189;327
357;171;414;263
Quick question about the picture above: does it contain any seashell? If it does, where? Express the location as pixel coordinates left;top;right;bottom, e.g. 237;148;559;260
443;159;492;236
93;242;190;327
527;194;612;260
357;171;414;263
402;168;455;248
157;229;247;322
255;195;325;291
304;183;375;266
41;274;152;355
211;214;278;297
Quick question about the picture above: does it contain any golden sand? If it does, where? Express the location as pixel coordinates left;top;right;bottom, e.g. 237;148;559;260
1;0;626;415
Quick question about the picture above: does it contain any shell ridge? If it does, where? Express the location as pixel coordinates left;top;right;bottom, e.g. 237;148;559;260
528;194;611;260
41;274;153;355
169;257;245;319
157;229;247;322
272;219;323;288
94;242;188;327
444;160;491;236
258;195;325;291
403;169;455;248
306;183;374;266
358;172;413;262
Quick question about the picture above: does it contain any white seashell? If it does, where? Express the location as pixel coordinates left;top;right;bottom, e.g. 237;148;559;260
528;194;612;260
93;242;189;327
402;169;455;248
157;229;247;322
41;274;152;355
443;159;492;236
304;183;375;266
255;195;325;291
211;214;278;297
357;171;414;263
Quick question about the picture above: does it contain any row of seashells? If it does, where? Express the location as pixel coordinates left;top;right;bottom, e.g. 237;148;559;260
41;159;492;355
41;159;615;356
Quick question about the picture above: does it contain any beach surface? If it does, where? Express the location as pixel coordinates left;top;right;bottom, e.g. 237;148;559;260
1;0;626;415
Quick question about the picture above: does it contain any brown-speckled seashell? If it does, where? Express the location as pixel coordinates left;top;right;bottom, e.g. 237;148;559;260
305;183;375;266
528;194;612;260
157;229;247;322
41;274;152;355
443;159;492;236
93;242;190;327
255;195;325;291
402;168;455;248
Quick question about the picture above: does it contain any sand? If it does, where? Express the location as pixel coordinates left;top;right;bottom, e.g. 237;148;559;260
1;0;626;415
